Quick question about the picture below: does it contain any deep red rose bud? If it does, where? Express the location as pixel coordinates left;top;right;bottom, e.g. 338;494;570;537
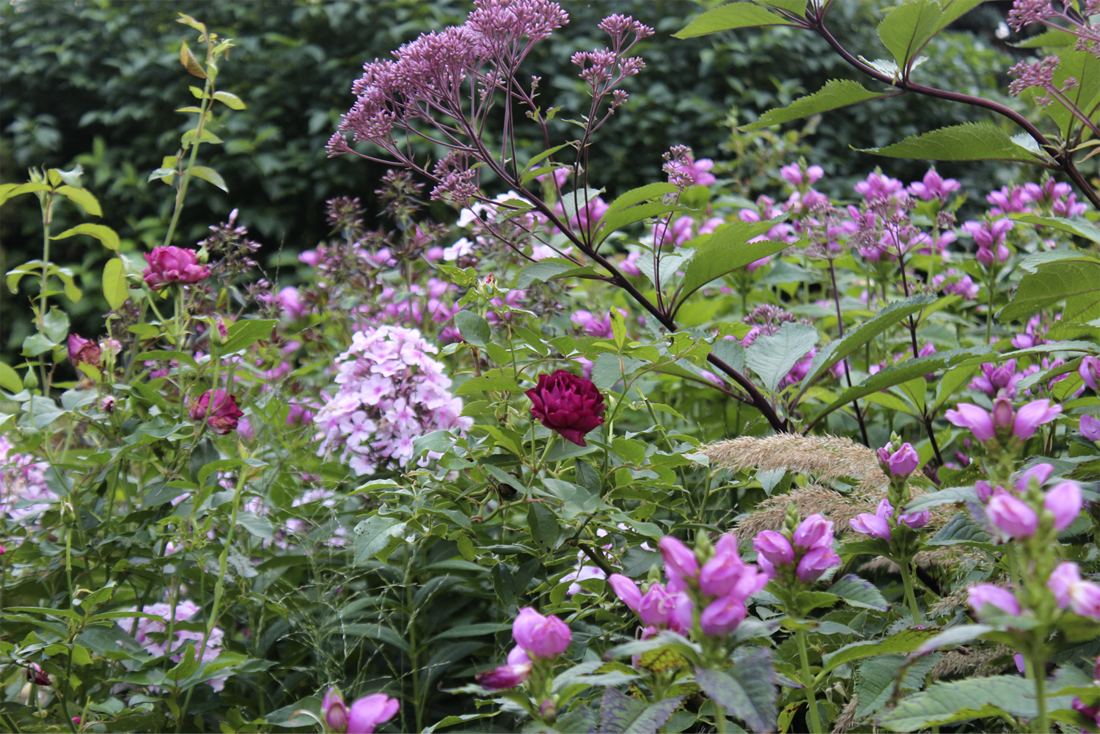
142;246;211;289
67;335;102;369
189;389;245;435
525;370;605;446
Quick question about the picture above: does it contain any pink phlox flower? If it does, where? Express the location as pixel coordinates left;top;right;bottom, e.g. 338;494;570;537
907;169;960;201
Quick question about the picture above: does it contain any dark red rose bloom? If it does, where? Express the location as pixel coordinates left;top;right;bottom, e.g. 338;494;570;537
67;334;102;369
525;370;605;446
143;246;211;289
189;389;245;435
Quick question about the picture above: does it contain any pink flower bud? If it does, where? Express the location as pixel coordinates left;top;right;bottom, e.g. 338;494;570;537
878;442;919;477
945;403;996;442
796;546;840;583
658;536;699;582
512;607;571;659
976;245;995;267
991;395;1016;432
525;370;606;446
752;530;794;576
1081;415;1100;441
345;693;399;734
1048;561;1081;607
637;583;674;627
699;593;747;637
1044;481;1082;531
987;490;1038;538
793;514;834;551
1069;581;1100;620
1080;356;1100;390
1015;463;1055;492
966;583;1020;616
850;513;891;539
1012;399;1062;440
322;688;348;732
26;664;49;686
975;480;994;502
476;662;531;690
698;534;745;598
607;574;642;612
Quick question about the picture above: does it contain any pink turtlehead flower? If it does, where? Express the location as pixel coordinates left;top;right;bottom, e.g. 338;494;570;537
512;607;571;659
967;583;1021;616
793;514;834;551
346;693;400;734
1081;415;1100;441
1044;481;1082;532
877;442;920;477
659;536;699;582
987;490;1038;538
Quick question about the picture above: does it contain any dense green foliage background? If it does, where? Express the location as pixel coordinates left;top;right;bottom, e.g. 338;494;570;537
1;0;1020;354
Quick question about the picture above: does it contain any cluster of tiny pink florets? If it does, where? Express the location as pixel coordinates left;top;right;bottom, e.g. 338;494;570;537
312;326;472;476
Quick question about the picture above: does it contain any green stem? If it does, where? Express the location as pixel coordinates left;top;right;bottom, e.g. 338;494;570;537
796;628;823;734
162;60;215;250
1030;655;1048;734
714;702;728;734
899;559;923;624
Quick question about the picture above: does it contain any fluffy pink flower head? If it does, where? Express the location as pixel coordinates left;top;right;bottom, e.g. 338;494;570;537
188;389;245;435
526;370;606;446
512;607;571;659
143;246;211;289
967;583;1021;617
346;693;400;734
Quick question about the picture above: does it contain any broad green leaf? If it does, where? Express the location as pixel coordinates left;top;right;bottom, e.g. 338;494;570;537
221;319;277;353
176;12;207;35
797;294;937;396
912;624;995;656
1010;213;1100;244
1013;28;1078;48
528;503;560;551
999;257;1100;322
598;201;689;243
1022;47;1100;138
878;0;944;71
55;185;102;216
516;258;574;288
856;654;939;719
858;122;1047;162
0;361;21;392
454;310;491;347
676;217;791;304
520;143;572;184
212;91;246;110
189;166;228;193
695;648;777;734
740;80;887;132
52;223;119;251
827;574;890;612
42;307;69;343
675;3;800;39
931;1;989;35
352;515;407;565
180;40;206;78
102;258;129;310
745;322;818;392
925;512;993;550
759;0;806;11
23;332;58;357
811;346;992;425
602;182;678;217
598;687;684;734
879;675;1074;730
821;628;940;676
453;376;523;395
0;181;51;206
903;486;977;514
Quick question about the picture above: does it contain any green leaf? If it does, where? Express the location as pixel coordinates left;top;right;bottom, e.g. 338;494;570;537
598;688;685;734
212;91;246;110
903;486;978;514
135;350;199;370
740;79;887;132
999;257;1100;323
677;217;791;304
878;0;946;71
821;628;940;676
857;122;1047;162
602;182;679;217
674;3;800;39
454;310;491;347
55;185;102;216
856;654;939;719
43;307;70;343
599;201;689;243
925;512;993;550
695;648;777;734
516;258;575;288
1009;214;1100;245
352;515;407;565
519;143;571;184
0;361;21;392
453;376;523;395
528;503;560;551
102;258;129;310
811;346;992;425
798;295;937;395
827;574;890;612
22;332;58;357
0;181;51;206
745;322;818;392
221;319;277;353
911;624;995;656
52;223;119;251
189;166;228;193
180;40;206;78
878;675;1067;731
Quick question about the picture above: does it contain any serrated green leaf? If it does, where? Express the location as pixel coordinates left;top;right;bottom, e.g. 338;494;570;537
520;144;571;184
878;675;1074;730
740;79;887;132
221;319;276;353
676;217;791;305
102;258;129;310
856;654;939;719
745;322;818;392
999;258;1100;322
0;181;51;206
827;574;890;612
454;310;491;347
55;185;102;217
352;515;407;566
878;0;945;71
695;648;777;734
516;258;575;288
528;503;560;551
0;361;22;392
798;294;937;396
1011;213;1100;243
52;223;119;251
189;166;228;193
821;628;940;676
903;486;977;514
212;91;246;110
925;512;993;549
674;3;800;39
858;122;1048;162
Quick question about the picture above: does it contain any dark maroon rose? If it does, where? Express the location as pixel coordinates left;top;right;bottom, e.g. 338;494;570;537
525;370;606;446
67;334;102;369
142;246;211;289
189;389;245;435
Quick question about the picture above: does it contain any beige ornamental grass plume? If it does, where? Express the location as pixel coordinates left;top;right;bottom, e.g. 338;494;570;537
703;434;889;491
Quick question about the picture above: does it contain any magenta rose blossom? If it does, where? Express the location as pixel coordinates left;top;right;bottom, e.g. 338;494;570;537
189;389;245;435
525;370;605;446
142;246;211;289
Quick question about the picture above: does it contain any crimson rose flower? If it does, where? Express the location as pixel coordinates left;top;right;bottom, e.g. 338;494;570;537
525;370;605;446
189;389;245;435
142;246;211;289
67;335;102;368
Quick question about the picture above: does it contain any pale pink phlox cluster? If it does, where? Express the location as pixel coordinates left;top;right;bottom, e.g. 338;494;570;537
313;326;472;476
0;435;56;525
114;601;226;691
